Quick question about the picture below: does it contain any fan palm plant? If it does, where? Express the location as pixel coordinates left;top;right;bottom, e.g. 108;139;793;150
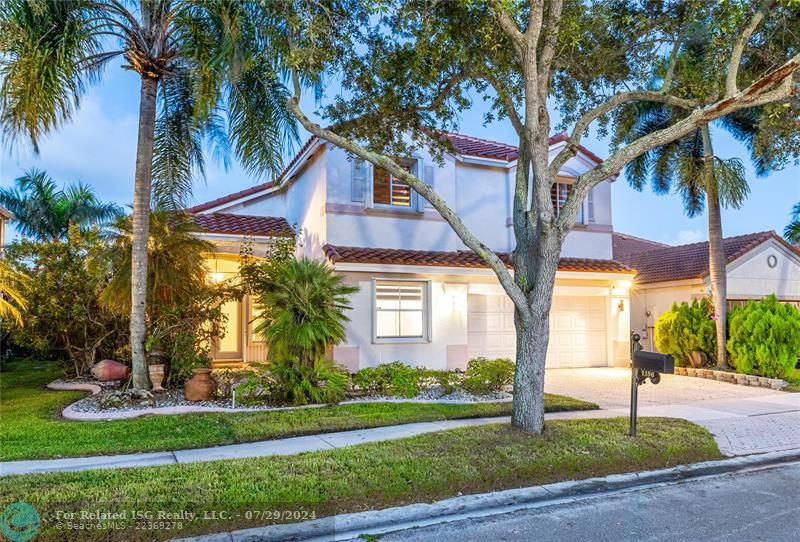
0;259;28;326
254;258;359;369
0;169;120;241
0;1;297;387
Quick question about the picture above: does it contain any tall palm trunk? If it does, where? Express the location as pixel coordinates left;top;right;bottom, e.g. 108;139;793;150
130;76;159;389
702;127;728;369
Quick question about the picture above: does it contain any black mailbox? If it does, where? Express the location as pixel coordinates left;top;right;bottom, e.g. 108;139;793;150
629;334;675;436
633;351;675;375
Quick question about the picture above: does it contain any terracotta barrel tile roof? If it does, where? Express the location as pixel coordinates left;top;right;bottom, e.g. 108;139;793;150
323;245;634;274
193;213;293;238
617;231;780;284
612;232;670;258
186;132;607;213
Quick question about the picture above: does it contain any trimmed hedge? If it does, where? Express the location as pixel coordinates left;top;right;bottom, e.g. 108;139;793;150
727;295;800;378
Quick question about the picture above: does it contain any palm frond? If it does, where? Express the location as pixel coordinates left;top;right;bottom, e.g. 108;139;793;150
0;0;111;152
784;202;800;244
712;157;749;210
152;68;206;210
226;64;298;180
0;259;29;326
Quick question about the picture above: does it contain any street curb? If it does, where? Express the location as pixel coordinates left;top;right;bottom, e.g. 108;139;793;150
172;448;800;542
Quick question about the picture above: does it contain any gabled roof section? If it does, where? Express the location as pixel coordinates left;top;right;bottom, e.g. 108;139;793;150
0;205;14;220
193;213;293;238
612;232;670;259
187;132;608;213
323;245;634;274
617;231;795;284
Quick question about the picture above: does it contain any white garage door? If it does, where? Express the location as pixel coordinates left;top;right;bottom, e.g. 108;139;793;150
467;294;608;368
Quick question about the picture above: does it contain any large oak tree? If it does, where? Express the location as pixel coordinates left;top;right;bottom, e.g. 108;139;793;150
279;0;799;433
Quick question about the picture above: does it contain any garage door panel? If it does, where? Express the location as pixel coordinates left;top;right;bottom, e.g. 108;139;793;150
468;294;608;367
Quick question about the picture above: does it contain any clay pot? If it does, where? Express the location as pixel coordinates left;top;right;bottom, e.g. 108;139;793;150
184;368;217;401
90;359;130;381
148;364;166;393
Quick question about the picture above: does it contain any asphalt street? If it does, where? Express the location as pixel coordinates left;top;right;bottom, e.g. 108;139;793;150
373;460;800;542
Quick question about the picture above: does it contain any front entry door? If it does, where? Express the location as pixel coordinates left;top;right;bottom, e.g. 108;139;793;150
213;300;243;361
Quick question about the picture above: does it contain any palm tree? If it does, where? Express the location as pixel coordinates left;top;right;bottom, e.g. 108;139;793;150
254;258;359;369
1;1;297;388
786;203;800;244
618;103;770;368
0;169;120;241
0;259;28;326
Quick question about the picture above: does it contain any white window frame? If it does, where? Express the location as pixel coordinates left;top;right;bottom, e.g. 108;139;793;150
372;279;432;344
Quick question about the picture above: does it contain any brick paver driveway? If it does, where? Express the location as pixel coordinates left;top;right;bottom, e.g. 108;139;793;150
544;368;800;456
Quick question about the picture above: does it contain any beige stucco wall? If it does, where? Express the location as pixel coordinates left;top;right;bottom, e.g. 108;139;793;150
334;268;633;371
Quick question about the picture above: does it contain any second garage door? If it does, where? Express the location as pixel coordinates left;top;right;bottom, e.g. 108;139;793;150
467;294;608;368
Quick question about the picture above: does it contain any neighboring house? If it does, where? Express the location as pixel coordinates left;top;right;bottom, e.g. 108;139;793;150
0;205;12;251
616;231;800;351
189;133;636;370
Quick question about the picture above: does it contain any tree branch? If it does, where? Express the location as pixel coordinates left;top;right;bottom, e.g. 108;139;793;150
489;0;526;56
726;0;774;97
536;0;564;100
548;91;699;179
557;51;800;233
286;77;530;317
482;70;524;135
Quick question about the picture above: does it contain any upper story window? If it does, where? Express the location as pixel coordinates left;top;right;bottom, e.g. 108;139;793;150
373;158;416;208
550;178;594;224
551;182;572;216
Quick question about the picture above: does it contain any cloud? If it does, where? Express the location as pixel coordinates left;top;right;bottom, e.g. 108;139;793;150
666;229;706;246
2;94;139;206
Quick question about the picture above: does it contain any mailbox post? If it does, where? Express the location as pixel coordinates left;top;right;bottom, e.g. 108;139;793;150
629;333;674;436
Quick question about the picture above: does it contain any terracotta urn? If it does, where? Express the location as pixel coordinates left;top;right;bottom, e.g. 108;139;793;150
184;368;216;401
148;364;166;392
90;359;130;381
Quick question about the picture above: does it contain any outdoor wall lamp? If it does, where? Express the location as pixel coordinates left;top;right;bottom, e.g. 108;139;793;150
618;299;625;312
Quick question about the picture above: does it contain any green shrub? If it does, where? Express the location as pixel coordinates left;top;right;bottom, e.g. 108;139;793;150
268;358;349;405
462;357;515;395
353;362;425;398
424;370;463;395
727;295;800;378
654;299;716;366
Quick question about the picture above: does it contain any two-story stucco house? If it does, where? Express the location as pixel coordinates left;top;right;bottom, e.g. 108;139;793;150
189;133;637;371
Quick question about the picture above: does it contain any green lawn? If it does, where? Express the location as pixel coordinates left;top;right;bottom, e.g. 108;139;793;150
0;417;721;542
784;367;800;392
0;360;596;461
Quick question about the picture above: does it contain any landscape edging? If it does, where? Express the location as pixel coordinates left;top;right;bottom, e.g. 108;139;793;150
171;448;800;542
46;379;513;421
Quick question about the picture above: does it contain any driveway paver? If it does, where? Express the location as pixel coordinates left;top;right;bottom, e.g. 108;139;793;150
545;368;800;455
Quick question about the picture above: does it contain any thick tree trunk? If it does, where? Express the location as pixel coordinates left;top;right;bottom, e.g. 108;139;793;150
512;308;549;433
511;232;560;434
130;76;158;389
702;127;728;369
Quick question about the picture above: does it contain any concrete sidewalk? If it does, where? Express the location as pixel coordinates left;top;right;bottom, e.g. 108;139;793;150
0;416;512;477
2;386;798;477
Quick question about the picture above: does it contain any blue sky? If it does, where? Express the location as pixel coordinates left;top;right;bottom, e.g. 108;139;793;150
2;58;798;246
